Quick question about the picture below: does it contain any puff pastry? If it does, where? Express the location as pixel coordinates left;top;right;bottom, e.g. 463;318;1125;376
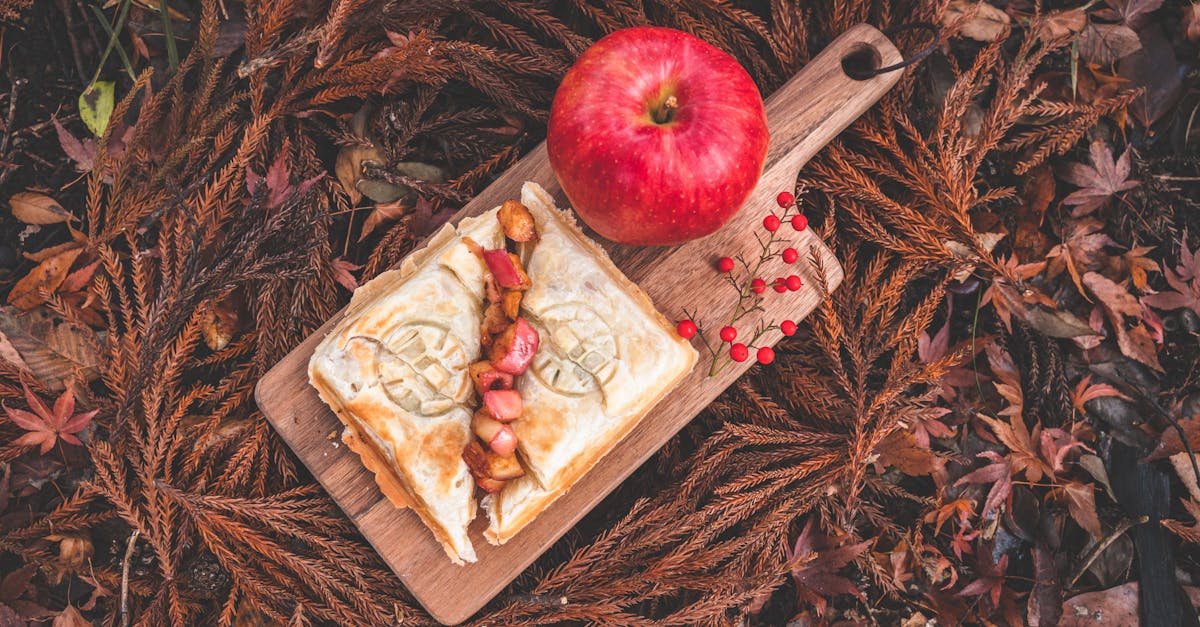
308;182;697;562
308;212;504;564
482;183;697;544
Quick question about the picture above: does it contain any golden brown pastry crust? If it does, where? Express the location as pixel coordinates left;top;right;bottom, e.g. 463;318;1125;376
483;183;697;544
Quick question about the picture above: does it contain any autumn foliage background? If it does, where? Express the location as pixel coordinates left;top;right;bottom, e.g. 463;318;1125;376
0;0;1198;625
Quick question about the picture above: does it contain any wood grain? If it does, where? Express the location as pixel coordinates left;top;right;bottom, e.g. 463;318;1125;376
255;24;902;625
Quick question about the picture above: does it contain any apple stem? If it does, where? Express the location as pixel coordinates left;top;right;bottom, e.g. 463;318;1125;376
652;95;679;124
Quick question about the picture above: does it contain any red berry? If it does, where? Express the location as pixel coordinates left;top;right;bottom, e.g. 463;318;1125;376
776;191;795;208
782;247;799;264
791;214;808;231
786;275;803;291
676;320;696;339
756;346;775;364
719;326;737;342
729;343;749;362
772;277;787;293
717;256;735;273
763;215;781;232
780;320;797;336
751;278;766;294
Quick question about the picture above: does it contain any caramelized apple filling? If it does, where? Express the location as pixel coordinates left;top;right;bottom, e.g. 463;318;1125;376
462;200;539;492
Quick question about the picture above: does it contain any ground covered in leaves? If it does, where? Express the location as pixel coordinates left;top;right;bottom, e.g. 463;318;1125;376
0;0;1198;625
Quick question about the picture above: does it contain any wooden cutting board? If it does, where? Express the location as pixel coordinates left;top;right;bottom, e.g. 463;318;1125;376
256;24;902;625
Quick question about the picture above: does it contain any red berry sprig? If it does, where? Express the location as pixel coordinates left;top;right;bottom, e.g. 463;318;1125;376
676;188;811;375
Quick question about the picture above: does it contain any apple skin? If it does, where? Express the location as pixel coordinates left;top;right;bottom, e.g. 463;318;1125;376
547;26;769;246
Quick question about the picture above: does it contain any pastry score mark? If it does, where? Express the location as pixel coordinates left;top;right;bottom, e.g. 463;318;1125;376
360;321;471;418
528;302;617;398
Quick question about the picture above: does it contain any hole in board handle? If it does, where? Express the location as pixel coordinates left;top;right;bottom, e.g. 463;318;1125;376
841;43;882;81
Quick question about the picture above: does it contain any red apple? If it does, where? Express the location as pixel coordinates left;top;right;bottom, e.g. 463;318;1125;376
547;26;769;246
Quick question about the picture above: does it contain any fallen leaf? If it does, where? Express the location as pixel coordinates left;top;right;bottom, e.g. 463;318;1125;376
980;413;1050;482
411;195;456;237
1143;238;1200;316
1023;307;1099;340
52;118;96;173
23;241;82;264
1079;23;1142;65
1083;271;1162;371
788;518;871;616
1118;23;1183;128
955;450;1012;518
1028;542;1062;627
78;82;115;137
1078;454;1116;500
876;430;939;476
1036;8;1088;41
1095;0;1164;30
58;260;98;295
359;199;409;242
0;566;35;603
1059;582;1200;625
202;298;240;352
51;605;88;627
1072;374;1129;414
4;383;97;455
944;232;1005;281
1185;4;1200;44
335;144;384;205
1061;140;1139;216
1170;453;1200;502
0;605;22;627
959;553;1008;608
330;257;363;292
7;247;83;310
0;330;29;372
247;155;322;211
944;0;1011;41
45;533;92;585
0;307;102;391
1058;481;1102;537
9;193;71;225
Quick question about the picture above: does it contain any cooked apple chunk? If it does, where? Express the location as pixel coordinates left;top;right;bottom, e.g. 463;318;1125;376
498;200;538;242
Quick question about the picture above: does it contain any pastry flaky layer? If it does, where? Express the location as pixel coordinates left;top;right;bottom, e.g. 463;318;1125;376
482;183;698;545
308;182;697;563
308;211;504;565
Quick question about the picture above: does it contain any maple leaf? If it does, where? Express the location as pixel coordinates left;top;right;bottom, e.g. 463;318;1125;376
246;155;322;210
979;413;1052;482
955;450;1013;518
4;384;96;454
411;196;456;237
927;498;974;535
1056;481;1102;537
950;526;980;560
912;406;955;448
1045;218;1114;301
1143;238;1200;317
1071;374;1129;415
788;518;871;616
1083;271;1162;371
52;117;96;173
1061;140;1140;216
330;257;363;292
959;553;1008;608
1038;427;1093;476
1122;245;1158;291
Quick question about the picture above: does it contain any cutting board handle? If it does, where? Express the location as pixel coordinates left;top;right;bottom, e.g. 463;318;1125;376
759;23;903;191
